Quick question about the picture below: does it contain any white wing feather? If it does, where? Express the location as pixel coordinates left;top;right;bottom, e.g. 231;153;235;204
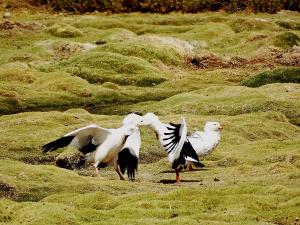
64;124;111;150
121;129;141;158
168;117;187;163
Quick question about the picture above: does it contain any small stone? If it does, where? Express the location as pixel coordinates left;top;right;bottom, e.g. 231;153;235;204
213;177;220;182
3;12;11;19
255;18;269;22
170;213;178;218
95;40;107;45
81;43;97;51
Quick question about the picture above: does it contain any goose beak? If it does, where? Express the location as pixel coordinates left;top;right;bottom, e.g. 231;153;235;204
219;126;223;130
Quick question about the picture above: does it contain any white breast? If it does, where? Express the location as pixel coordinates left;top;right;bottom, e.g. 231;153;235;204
94;131;126;163
188;131;221;156
122;130;141;157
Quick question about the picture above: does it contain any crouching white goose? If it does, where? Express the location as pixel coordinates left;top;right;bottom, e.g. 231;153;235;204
187;122;222;170
143;113;203;184
42;113;145;181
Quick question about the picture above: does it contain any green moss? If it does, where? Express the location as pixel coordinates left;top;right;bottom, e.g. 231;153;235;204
47;24;83;38
241;67;300;88
0;63;169;114
134;84;300;124
272;32;300;49
228;18;274;33
0;11;300;225
102;82;120;90
182;22;234;41
98;42;182;65
276;20;300;30
57;51;168;86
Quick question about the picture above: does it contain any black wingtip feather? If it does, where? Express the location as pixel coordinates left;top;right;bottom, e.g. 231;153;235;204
42;136;74;153
194;161;205;168
118;148;138;181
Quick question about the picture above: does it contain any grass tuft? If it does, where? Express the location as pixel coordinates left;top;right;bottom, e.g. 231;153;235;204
47;24;83;38
228;18;273;33
272;32;300;49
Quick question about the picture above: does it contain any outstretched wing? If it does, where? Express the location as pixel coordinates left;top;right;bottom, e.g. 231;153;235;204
161;117;187;163
118;129;141;181
42;124;111;154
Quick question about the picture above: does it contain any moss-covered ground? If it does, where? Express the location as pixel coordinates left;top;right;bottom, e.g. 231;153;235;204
0;9;299;225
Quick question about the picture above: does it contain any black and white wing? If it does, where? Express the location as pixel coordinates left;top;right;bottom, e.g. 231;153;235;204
161;117;187;164
42;124;111;154
118;129;141;181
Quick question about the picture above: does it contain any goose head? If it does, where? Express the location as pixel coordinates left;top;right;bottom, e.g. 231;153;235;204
142;113;159;126
204;122;223;132
123;112;149;126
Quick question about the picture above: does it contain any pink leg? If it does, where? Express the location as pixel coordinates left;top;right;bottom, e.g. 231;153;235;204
176;169;180;184
115;166;125;180
95;167;100;176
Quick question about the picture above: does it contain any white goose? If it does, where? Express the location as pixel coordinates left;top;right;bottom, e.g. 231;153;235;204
187;122;222;170
42;113;145;181
143;113;203;184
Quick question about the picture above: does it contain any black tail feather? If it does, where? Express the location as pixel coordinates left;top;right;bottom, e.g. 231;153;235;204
97;162;108;169
172;141;203;169
118;148;138;181
194;161;205;168
42;136;74;153
185;141;200;162
79;140;98;154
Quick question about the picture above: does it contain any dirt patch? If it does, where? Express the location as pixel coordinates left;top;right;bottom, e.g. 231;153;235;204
0;181;17;199
188;53;228;69
21;155;56;165
252;46;300;67
217;157;240;167
55;152;87;170
188;47;300;70
0;20;43;31
274;47;300;66
247;34;268;42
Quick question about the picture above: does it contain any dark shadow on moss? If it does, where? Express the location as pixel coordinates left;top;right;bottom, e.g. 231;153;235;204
241;67;300;88
276;21;300;31
72;67;167;87
158;179;203;184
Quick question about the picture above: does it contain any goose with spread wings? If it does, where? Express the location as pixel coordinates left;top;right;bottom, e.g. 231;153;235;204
42;113;144;181
143;113;204;183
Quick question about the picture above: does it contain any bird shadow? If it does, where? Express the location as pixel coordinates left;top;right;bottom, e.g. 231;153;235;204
158;179;203;184
160;168;208;174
